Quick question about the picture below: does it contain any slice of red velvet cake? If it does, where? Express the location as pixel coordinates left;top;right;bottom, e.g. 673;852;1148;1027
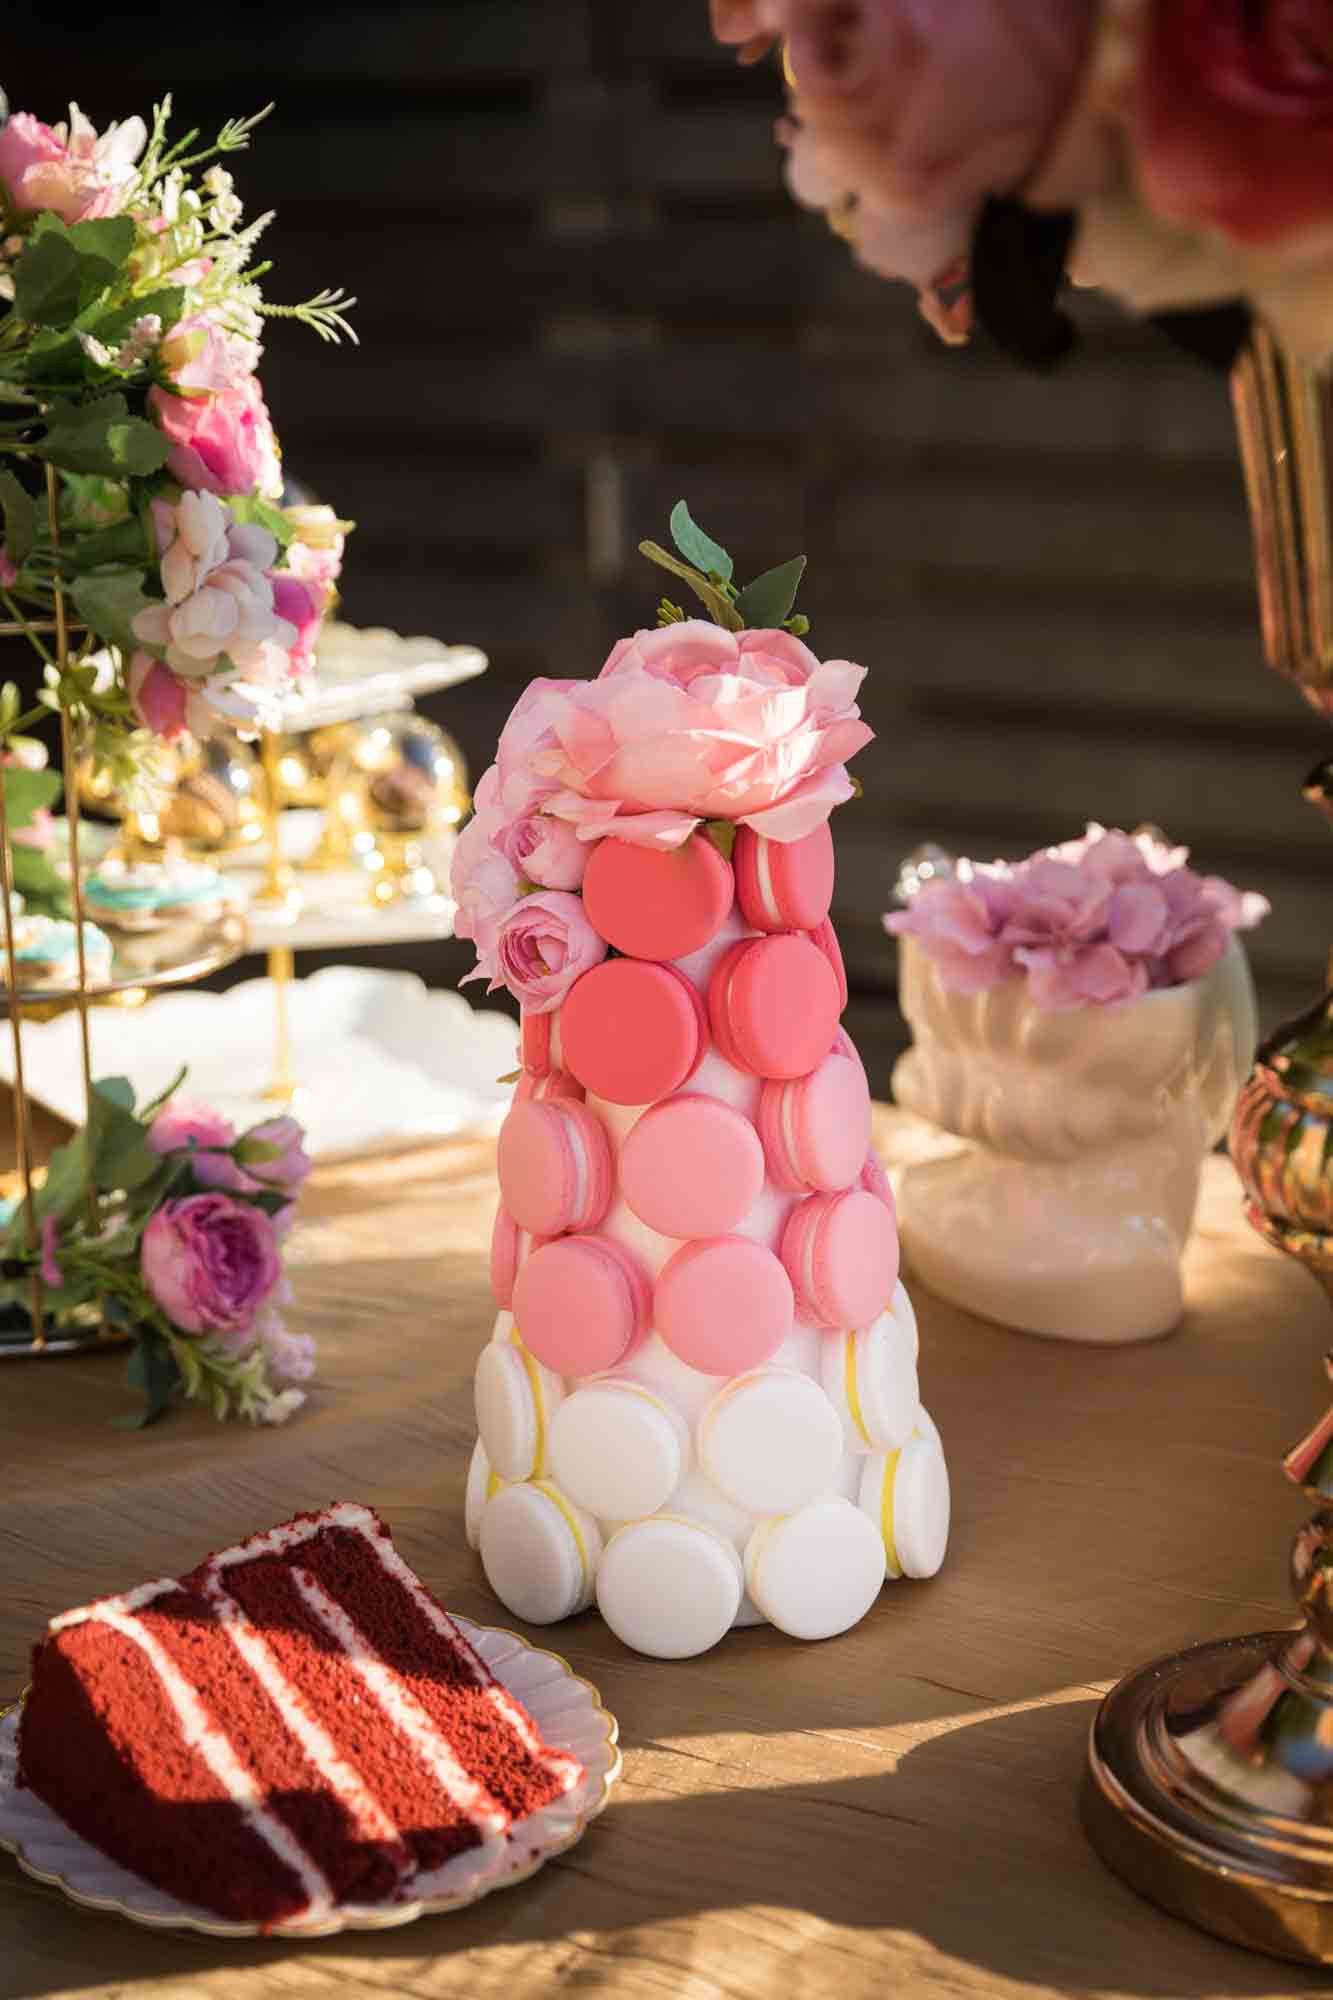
17;1502;583;1926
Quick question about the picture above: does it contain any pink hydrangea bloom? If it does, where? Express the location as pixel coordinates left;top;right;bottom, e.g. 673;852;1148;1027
148;377;282;501
887;823;1268;1009
0;104;145;222
495;889;607;1013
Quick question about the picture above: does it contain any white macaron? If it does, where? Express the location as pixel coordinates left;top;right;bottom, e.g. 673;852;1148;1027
474;1332;565;1482
697;1367;844;1517
819;1311;920;1454
744;1496;886;1640
479;1479;602;1624
858;1429;950;1579
549;1377;690;1522
597;1515;744;1658
464;1438;507;1551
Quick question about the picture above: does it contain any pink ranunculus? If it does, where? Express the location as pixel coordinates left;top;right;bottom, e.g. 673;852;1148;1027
147;1096;237;1157
736;1;1096;330
494;889;607;1012
1136;0;1333;257
141;1192;281;1341
159;311;261;398
0;104;146;223
535;621;873;844
494;676;581;821
496;811;588;890
148;377;283;501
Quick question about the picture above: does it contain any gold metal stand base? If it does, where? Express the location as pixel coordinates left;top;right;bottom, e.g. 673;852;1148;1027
1084;1632;1333;1966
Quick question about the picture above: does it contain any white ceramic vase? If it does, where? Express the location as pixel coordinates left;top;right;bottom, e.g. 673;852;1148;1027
891;936;1258;1344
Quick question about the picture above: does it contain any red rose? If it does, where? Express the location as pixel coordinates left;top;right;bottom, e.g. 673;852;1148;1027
1137;0;1333;252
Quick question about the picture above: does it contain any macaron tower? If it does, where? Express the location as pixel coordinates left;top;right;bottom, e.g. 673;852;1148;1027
454;505;950;1658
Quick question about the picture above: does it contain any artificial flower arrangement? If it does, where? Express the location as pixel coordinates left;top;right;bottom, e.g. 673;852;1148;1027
711;0;1333;369
887;823;1269;1009
451;501;872;1005
1;1076;314;1425
0;92;353;770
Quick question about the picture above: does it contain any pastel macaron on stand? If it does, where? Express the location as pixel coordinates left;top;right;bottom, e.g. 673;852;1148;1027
469;822;949;1658
456;590;950;1660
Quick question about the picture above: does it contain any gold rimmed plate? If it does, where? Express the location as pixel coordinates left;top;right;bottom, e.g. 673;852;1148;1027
0;1618;621;1938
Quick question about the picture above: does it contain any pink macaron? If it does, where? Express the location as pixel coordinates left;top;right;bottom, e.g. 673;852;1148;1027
621;1091;766;1239
582;832;734;962
708;933;840;1080
757;1051;872;1195
780;1188;899;1331
490;1205;553;1310
513;1233;652;1375
808;917;848;1012
497;1097;613;1238
655;1235;794;1375
521;1008;552;1077
514;1066;585;1105
859;1147;896;1219
734;822;834;934
561;958;708;1105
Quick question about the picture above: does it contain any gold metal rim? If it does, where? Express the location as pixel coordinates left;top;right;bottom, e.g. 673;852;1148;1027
0;1616;622;1940
1083;1632;1333;1967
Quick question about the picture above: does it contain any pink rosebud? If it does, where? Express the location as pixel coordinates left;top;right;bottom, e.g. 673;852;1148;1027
0;544;16;589
234;1115;313;1195
140;1193;282;1341
494;889;607;1012
39;1216;62;1289
128;652;191;741
148;1096;237;1157
495;811;588;890
269;573;326;675
148;378;283;500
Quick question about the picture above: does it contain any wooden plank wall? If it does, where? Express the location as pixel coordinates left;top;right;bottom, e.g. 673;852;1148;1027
4;1;1328;1087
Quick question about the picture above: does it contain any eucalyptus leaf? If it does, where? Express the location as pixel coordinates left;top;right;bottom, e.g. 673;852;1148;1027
638;541;743;631
669;500;733;583
734;555;807;630
95;1076;137;1113
71;567;154;652
0;470;36;564
137;1063;188;1122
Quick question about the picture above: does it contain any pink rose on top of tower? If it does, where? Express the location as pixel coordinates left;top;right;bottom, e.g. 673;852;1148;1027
148;376;283;499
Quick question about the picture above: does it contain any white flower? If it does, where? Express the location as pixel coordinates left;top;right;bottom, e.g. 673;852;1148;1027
134;494;296;678
258;1387;307;1425
114;313;162;369
77;332;114;366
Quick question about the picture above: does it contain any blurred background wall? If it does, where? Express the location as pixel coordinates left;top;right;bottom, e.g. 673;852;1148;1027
3;0;1325;1086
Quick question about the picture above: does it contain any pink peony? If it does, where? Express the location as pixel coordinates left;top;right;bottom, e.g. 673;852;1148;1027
148;1096;237;1157
148;377;283;501
0;104;145;223
141;1193;281;1341
494;889;607;1012
722;2;1096;332
532;621;873;846
495;811;588;890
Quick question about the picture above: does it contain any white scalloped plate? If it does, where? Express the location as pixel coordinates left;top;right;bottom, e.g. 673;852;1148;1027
0;1618;620;1939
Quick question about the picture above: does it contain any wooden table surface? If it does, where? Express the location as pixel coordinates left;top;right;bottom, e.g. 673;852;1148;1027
2;1106;1332;2000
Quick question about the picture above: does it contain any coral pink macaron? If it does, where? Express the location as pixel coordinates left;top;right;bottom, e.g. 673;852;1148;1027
497;1097;613;1238
561;958;708;1105
514;1066;585;1105
621;1091;766;1238
734;822;834;934
758;1050;872;1195
655;1235;794;1375
520;1008;552;1077
708;933;840;1080
513;1233;652;1376
808;916;848;1012
582;832;734;962
780;1188;899;1331
859;1147;896;1218
490;1205;553;1310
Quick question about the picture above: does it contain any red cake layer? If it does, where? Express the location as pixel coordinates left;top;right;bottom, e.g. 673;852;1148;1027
18;1502;584;1927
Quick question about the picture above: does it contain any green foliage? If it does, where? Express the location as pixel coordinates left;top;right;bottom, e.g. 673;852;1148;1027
735;556;807;629
36;394;169;478
228;494;294;546
0;471;37;563
669;500;733;583
116;1333;180;1428
14;216;136;328
8;839;68;915
70;566;155;652
655;598;687;627
638;541;743;631
2;766;62;825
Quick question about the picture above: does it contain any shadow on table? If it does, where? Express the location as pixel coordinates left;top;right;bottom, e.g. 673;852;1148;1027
5;1701;1328;2000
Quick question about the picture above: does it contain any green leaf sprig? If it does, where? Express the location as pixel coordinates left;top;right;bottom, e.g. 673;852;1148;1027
639;500;809;636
